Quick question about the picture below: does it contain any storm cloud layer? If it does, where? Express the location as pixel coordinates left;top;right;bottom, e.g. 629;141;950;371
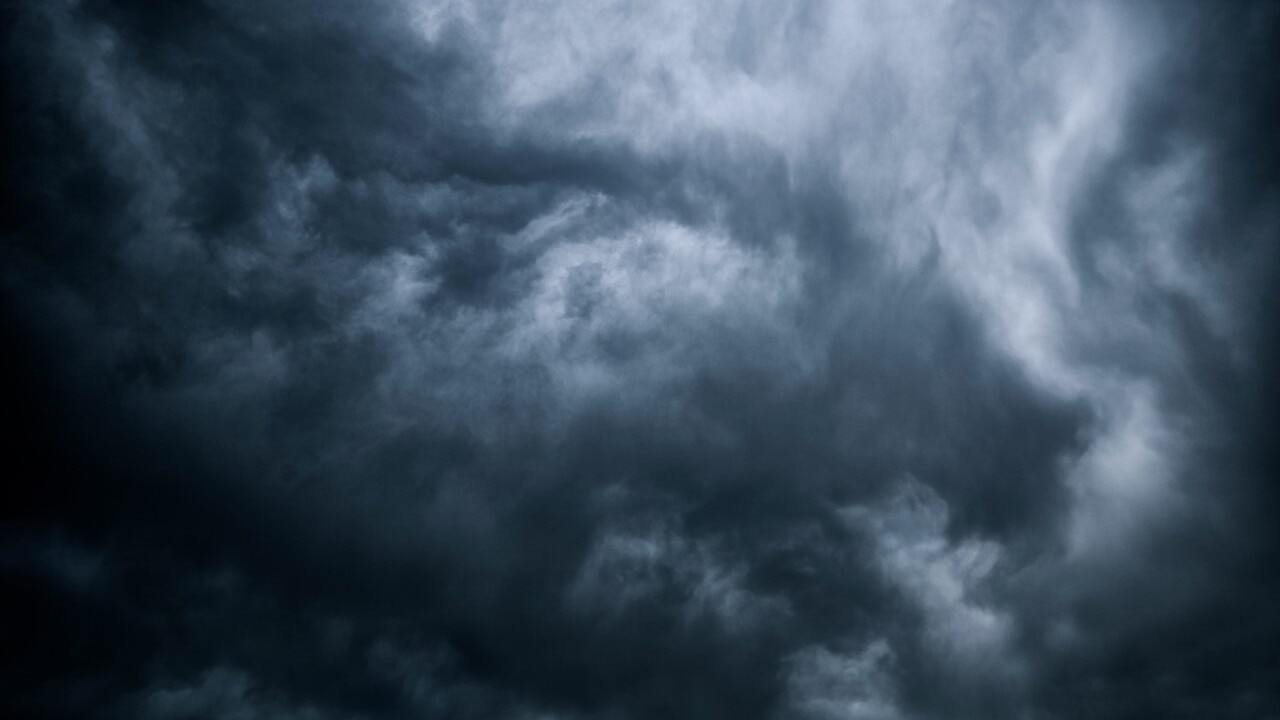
2;0;1278;718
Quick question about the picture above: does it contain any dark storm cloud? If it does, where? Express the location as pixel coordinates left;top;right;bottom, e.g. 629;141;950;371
2;0;1277;719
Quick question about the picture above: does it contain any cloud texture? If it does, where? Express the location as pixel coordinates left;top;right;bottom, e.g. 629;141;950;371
2;0;1278;718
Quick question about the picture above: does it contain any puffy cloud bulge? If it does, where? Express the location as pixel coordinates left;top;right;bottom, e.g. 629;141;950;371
2;0;1277;718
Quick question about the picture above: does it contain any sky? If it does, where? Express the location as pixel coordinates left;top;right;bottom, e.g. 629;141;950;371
1;1;1278;718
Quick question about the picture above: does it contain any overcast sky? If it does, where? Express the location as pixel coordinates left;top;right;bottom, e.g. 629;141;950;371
2;1;1278;718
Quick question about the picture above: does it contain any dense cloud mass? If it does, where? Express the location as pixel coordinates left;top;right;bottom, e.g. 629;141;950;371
2;0;1278;718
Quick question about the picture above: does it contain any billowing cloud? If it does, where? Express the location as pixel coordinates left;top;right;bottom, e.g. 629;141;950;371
2;0;1277;718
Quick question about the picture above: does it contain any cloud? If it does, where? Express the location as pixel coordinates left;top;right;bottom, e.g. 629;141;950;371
783;639;903;720
847;479;1017;679
2;0;1277;718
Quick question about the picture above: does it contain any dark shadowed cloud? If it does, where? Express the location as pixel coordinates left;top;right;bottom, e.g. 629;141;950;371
2;1;1278;718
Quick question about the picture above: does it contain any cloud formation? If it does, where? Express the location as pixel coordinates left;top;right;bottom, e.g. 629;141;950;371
3;0;1278;718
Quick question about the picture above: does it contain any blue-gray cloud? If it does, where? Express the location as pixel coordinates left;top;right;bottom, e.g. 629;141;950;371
2;1;1277;718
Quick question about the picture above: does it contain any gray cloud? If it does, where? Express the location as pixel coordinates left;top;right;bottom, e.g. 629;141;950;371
2;0;1277;718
